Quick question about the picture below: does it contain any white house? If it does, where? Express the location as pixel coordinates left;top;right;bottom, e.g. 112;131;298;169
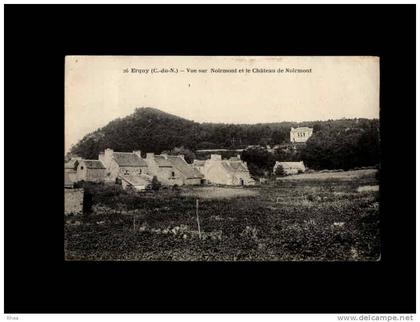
273;161;306;175
99;149;149;183
290;127;313;143
193;154;255;186
76;160;106;182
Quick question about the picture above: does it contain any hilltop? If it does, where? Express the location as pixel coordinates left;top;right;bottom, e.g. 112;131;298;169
69;107;379;161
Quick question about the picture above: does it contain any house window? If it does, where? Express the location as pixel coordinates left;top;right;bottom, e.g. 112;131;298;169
124;169;129;175
171;171;175;177
139;169;142;175
80;166;84;170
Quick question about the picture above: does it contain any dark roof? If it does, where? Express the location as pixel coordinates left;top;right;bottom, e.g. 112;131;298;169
82;160;106;169
167;156;203;179
154;155;173;167
113;152;148;167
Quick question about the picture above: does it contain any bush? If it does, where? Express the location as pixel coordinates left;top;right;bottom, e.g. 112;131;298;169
151;176;161;191
274;164;286;176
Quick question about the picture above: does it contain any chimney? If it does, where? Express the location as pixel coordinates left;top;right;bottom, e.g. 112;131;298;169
237;154;241;160
146;152;154;159
133;150;142;158
101;148;114;168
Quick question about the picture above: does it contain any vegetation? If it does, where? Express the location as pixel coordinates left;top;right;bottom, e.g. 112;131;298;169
274;164;285;176
301;123;380;170
161;146;196;163
69;108;380;169
151;176;161;191
65;169;380;261
241;146;276;177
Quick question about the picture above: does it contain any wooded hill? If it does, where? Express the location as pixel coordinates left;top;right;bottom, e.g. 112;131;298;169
69;107;380;171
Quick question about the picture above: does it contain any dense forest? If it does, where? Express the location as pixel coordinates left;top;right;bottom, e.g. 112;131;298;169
69;107;380;173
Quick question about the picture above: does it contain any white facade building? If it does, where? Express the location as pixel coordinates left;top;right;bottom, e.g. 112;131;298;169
290;127;313;143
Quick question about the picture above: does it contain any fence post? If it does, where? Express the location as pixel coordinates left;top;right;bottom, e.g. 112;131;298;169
196;199;201;240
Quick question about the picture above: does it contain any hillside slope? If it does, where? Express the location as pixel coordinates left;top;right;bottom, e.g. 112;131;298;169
69;107;379;160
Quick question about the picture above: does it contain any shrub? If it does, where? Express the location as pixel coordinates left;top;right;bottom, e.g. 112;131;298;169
151;176;161;191
274;164;286;176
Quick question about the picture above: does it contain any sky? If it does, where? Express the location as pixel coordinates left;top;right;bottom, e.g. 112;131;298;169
65;56;380;153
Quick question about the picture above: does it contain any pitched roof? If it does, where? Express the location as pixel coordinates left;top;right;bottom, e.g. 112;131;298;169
275;161;305;169
65;159;79;170
167;156;203;179
193;160;205;167
119;174;152;187
81;160;106;169
113;152;147;167
229;161;248;172
221;161;235;173
154;155;173;167
291;127;312;132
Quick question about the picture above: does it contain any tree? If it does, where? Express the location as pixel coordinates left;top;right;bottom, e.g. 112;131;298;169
161;146;196;163
301;125;380;170
274;164;285;176
241;147;276;177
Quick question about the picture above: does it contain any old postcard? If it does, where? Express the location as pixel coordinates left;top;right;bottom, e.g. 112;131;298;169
64;56;380;261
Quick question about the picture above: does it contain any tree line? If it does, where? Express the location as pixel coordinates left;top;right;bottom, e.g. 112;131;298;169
69;107;379;174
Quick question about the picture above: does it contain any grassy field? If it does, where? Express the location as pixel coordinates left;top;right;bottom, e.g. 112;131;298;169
64;169;380;261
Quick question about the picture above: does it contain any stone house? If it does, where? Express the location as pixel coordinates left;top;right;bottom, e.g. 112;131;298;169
99;149;149;183
273;161;306;175
193;154;255;186
166;155;203;185
64;172;74;188
290;127;313;143
76;160;106;182
143;153;184;186
64;157;81;185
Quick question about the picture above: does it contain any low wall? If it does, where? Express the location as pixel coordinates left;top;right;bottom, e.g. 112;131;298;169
64;188;84;215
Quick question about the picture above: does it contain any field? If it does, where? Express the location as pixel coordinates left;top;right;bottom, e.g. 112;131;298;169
64;169;380;261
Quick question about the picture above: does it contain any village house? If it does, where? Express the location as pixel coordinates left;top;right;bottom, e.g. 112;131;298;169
290;127;313;143
166;155;203;185
193;154;255;186
142;152;180;186
98;149;201;188
76;160;106;182
64;157;81;186
273;161;306;175
99;149;148;181
99;149;151;190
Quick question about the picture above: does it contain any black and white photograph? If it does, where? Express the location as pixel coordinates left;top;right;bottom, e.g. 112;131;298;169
64;56;381;262
4;3;416;318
